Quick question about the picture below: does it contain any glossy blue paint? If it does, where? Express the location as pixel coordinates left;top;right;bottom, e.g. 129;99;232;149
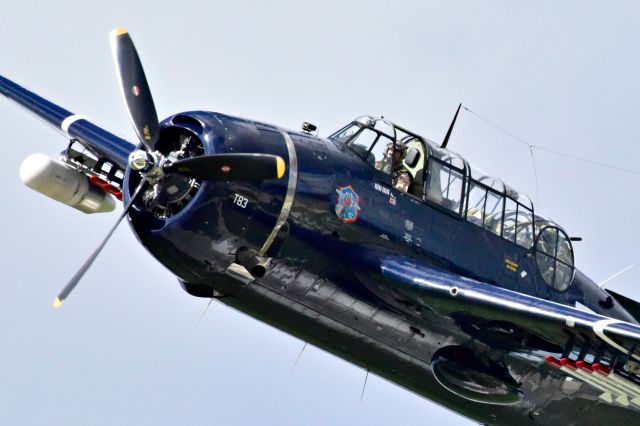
118;110;640;423
4;72;640;423
0;74;134;168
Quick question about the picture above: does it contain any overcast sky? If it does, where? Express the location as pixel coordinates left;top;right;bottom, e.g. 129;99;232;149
2;2;640;425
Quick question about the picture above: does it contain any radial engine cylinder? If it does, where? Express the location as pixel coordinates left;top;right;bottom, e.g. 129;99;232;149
20;153;116;214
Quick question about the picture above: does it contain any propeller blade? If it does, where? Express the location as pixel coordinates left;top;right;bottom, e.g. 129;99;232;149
164;154;286;181
53;180;148;308
109;28;160;151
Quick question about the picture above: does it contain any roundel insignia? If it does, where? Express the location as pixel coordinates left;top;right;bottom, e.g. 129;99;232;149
335;185;361;223
132;85;140;96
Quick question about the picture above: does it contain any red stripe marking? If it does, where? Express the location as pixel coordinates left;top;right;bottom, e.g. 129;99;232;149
576;361;593;372
545;356;562;369
89;176;107;186
593;363;611;376
560;358;577;370
89;176;123;201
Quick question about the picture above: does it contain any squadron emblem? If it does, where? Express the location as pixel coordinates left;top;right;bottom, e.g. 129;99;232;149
335;185;361;223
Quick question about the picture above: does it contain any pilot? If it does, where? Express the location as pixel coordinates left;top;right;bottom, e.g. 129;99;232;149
375;141;412;192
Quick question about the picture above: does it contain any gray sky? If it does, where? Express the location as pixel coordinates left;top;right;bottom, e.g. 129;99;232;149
2;1;640;425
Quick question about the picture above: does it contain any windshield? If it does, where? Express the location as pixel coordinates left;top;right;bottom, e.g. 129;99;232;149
330;123;362;144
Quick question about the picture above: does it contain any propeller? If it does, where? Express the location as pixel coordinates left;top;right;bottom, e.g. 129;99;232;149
53;181;148;308
164;153;285;181
53;28;286;308
109;28;160;151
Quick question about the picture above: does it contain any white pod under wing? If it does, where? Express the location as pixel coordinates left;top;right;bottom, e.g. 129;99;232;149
20;153;115;214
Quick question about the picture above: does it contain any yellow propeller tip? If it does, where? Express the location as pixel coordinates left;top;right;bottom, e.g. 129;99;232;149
111;27;129;37
276;157;286;179
52;298;63;309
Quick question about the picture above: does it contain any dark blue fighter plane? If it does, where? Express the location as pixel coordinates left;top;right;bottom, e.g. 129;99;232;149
3;29;640;425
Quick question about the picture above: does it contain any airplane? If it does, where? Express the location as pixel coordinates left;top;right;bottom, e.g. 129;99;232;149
2;28;640;425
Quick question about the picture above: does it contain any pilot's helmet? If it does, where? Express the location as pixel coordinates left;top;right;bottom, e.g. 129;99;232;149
387;140;407;157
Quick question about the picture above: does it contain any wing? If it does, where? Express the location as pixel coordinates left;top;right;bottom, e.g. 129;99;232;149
0;74;134;168
380;255;640;407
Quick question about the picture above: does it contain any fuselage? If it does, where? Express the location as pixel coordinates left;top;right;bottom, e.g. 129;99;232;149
122;111;638;425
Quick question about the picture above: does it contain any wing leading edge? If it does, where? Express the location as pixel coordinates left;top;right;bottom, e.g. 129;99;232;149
0;74;134;169
380;256;640;361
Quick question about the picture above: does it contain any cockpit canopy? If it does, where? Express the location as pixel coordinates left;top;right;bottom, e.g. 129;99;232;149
330;116;576;292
